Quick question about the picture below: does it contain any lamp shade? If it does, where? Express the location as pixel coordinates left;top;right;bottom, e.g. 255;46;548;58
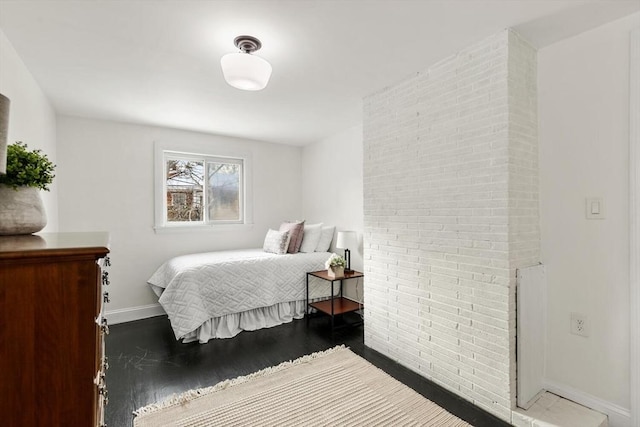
336;231;357;250
221;52;272;91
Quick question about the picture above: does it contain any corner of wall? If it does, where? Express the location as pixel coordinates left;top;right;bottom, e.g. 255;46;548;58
0;26;58;231
506;29;541;412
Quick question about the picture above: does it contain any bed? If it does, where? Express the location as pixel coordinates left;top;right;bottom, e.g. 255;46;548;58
148;248;334;343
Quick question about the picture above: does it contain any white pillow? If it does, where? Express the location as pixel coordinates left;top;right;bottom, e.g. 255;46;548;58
298;223;323;253
263;229;291;255
315;226;335;252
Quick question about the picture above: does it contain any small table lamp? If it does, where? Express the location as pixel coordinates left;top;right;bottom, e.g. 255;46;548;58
336;231;357;273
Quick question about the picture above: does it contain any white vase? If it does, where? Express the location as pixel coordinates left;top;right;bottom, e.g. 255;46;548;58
0;184;47;235
0;93;9;175
327;266;344;278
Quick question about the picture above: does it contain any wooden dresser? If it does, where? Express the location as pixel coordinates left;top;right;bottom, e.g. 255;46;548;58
0;232;110;427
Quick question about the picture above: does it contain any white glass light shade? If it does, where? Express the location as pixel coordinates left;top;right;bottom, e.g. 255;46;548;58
336;231;357;250
220;52;272;91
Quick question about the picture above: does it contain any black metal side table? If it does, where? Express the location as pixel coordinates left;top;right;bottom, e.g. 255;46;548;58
306;269;364;338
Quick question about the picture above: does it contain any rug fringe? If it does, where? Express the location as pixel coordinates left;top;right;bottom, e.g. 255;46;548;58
133;344;347;418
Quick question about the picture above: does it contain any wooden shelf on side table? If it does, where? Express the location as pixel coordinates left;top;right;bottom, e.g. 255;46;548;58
309;296;361;316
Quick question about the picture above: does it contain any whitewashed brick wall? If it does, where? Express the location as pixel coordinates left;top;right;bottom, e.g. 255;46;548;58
363;29;539;422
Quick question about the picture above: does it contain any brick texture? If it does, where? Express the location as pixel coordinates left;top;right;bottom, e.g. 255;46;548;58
363;29;539;422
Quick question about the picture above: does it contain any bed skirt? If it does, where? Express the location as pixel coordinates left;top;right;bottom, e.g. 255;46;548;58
181;300;310;343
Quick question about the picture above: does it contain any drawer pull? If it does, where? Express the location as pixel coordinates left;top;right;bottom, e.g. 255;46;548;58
102;356;109;371
104;256;111;267
102;271;110;286
101;318;109;335
103;292;110;304
99;386;108;400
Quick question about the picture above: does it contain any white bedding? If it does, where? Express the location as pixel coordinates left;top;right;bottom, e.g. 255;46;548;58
148;249;333;342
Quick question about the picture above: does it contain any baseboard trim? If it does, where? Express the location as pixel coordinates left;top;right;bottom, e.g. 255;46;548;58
105;303;166;324
543;378;631;427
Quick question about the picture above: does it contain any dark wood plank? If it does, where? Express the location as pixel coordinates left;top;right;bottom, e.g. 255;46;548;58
0;232;110;260
105;315;510;427
309;296;361;315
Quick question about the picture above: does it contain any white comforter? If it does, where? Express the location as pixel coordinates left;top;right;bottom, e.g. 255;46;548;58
148;249;333;340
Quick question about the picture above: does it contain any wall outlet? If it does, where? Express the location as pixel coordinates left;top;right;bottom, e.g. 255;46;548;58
570;312;589;337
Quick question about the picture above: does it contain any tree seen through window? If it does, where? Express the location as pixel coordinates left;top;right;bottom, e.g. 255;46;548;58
165;156;242;224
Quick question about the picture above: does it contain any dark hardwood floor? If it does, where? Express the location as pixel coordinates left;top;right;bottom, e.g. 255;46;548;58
105;314;511;426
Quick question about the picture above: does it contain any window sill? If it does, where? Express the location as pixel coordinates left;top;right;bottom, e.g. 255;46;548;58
153;223;254;234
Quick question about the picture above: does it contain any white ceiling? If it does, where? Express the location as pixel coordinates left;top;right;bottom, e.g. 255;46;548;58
0;1;638;146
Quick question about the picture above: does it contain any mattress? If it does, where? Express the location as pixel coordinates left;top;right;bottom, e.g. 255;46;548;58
148;249;334;340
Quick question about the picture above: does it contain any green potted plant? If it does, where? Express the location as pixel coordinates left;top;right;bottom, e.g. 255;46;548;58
325;253;346;278
0;141;56;235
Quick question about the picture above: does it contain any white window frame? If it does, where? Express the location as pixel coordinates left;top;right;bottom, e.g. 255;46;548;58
154;141;253;233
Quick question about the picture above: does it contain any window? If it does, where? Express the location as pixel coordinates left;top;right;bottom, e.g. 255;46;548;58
206;160;242;221
155;142;252;231
166;159;204;222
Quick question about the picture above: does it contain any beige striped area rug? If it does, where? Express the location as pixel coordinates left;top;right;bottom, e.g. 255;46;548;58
133;346;472;427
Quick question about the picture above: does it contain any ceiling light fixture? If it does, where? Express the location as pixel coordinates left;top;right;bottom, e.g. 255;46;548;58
220;35;272;91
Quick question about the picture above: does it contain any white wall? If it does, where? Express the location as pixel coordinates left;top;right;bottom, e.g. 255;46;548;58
539;12;639;417
0;28;58;231
301;124;364;300
362;30;538;422
57;116;303;316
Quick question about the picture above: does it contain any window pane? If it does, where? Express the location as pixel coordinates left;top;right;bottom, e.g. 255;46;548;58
207;161;241;221
165;159;204;222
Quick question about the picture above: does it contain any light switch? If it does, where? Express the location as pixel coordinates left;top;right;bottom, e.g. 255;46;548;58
586;197;604;219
